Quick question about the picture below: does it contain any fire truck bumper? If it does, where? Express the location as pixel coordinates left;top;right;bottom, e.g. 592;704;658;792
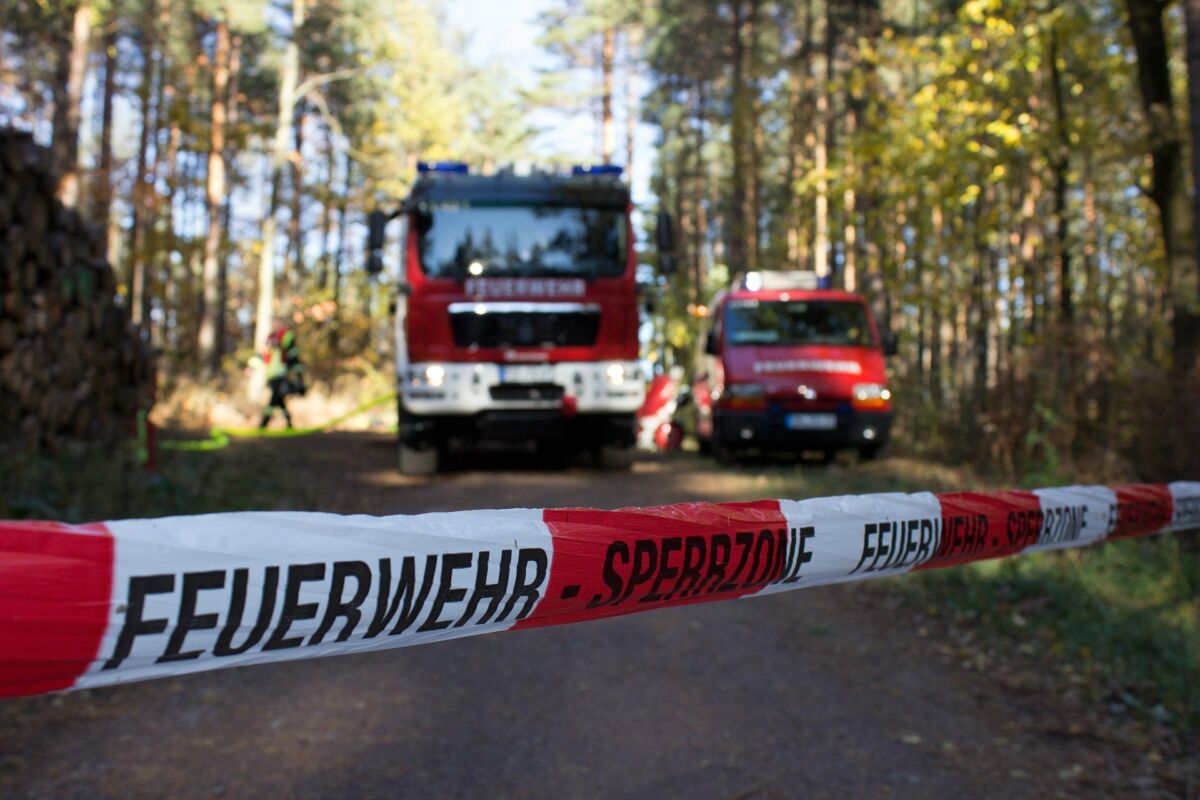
399;360;643;449
402;409;637;450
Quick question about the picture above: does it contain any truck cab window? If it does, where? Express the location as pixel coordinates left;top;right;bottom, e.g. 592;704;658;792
418;205;626;279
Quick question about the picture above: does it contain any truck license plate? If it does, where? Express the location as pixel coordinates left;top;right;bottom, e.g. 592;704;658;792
499;364;555;383
786;413;837;431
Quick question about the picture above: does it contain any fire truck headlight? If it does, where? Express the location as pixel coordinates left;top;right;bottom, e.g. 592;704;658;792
606;364;626;385
424;364;446;388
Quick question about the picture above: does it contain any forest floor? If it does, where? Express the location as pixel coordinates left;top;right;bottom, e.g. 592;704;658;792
0;433;1195;799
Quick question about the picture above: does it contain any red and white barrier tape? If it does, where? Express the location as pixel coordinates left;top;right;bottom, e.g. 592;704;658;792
2;482;1197;699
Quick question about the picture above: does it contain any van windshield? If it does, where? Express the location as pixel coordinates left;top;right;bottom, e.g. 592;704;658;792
417;205;626;279
724;299;874;347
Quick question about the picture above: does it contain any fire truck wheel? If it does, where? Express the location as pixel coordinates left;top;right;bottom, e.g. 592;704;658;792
597;444;635;471
399;443;439;476
858;443;886;461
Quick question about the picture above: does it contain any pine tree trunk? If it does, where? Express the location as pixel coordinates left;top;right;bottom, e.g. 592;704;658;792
216;34;242;366
623;28;639;181
198;18;230;376
601;28;616;163
692;83;708;299
52;0;92;208
812;2;833;281
286;100;306;289
331;151;351;355
127;11;156;330
1047;26;1073;323
318;122;335;291
842;107;858;291
255;0;304;352
1127;0;1200;371
93;17;117;254
729;0;754;278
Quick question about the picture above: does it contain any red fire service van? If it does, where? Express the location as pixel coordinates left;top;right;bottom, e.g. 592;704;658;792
367;162;654;474
693;270;897;462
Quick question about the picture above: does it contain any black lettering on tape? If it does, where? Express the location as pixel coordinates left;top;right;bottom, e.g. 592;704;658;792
103;574;175;670
700;534;731;594
158;570;225;663
455;549;512;627
263;563;327;651
669;536;706;600
780;526;815;584
642;537;681;603
719;532;754;592
418;553;473;632
852;524;877;574
620;540;658;604
590;541;629;608
364;556;436;638
498;548;547;621
310;561;372;645
214;567;280;657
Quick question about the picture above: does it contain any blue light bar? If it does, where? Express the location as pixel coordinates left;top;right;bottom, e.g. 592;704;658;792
417;161;469;175
572;164;624;177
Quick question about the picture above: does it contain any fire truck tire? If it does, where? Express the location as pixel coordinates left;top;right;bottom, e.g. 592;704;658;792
399;443;439;476
858;443;887;461
597;444;635;471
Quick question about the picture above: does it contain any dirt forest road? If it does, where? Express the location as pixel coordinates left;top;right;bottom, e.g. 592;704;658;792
0;434;1173;799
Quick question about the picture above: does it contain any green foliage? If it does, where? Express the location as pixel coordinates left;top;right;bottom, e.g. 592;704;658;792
901;536;1200;728
0;443;306;522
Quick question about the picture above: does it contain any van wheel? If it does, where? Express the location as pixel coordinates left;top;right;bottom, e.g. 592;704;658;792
713;438;738;466
399;443;439;476
597;444;635;471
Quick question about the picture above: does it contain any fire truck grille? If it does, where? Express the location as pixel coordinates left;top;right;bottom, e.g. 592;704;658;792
450;310;600;348
489;383;565;402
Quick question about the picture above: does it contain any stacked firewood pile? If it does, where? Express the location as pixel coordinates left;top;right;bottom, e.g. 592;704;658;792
0;129;154;453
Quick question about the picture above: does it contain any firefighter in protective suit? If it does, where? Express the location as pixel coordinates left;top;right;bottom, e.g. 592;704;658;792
259;325;305;429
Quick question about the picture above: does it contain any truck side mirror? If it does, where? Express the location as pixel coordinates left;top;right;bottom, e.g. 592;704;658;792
882;331;898;357
656;209;676;276
704;330;718;356
366;209;387;275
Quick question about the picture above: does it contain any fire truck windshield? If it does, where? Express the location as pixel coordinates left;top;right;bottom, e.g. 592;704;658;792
417;205;626;279
725;299;874;347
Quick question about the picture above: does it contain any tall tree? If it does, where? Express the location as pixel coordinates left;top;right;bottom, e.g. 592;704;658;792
197;13;231;375
51;0;93;207
1125;0;1200;371
254;0;304;352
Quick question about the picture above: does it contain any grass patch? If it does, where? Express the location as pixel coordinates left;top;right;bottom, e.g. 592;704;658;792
1;441;309;522
900;536;1200;726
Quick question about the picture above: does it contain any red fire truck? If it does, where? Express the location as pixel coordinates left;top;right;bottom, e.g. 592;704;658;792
368;162;659;474
693;270;897;462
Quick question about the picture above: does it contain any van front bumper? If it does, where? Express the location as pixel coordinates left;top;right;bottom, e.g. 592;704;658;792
713;407;892;451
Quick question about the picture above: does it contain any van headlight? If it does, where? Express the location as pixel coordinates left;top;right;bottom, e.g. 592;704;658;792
606;363;627;385
852;383;891;409
725;382;766;408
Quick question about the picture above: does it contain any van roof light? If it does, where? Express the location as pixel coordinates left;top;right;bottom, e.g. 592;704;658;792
741;270;821;291
417;161;469;175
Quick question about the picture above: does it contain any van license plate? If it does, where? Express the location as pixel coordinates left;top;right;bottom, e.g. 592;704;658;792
786;413;837;431
499;364;555;384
